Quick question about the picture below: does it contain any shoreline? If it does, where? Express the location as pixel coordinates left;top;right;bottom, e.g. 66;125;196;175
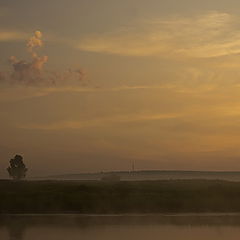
2;212;240;216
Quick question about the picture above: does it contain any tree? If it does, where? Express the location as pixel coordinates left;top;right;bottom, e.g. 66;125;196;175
7;155;28;180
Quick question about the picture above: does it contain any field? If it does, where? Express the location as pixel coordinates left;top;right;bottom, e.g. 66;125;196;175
1;179;240;214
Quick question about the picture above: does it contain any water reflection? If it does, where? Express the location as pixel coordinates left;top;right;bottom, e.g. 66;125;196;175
8;222;25;240
0;217;26;240
2;214;240;240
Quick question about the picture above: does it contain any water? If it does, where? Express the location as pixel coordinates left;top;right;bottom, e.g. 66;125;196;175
1;214;240;240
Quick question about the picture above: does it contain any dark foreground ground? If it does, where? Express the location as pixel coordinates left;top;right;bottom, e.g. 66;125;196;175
1;179;240;214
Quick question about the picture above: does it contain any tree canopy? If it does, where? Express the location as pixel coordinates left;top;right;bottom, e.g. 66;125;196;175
7;155;28;180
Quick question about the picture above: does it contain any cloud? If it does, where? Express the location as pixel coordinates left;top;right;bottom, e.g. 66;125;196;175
1;77;233;104
0;31;27;42
18;113;180;130
8;31;49;85
77;12;240;58
27;30;43;52
0;31;85;86
0;71;5;82
0;81;216;103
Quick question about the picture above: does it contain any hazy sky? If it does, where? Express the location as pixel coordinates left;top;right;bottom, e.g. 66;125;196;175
1;0;240;177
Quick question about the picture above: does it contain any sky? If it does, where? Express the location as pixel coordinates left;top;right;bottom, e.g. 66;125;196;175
1;0;240;177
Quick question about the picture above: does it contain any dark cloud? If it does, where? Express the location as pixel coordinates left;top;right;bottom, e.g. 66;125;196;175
2;31;85;86
9;55;48;85
47;68;86;86
8;31;48;85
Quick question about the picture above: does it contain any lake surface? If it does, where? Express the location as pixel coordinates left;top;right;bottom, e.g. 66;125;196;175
1;214;240;240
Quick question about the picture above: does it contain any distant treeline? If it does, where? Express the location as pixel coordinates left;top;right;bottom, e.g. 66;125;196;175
1;180;240;214
48;170;240;181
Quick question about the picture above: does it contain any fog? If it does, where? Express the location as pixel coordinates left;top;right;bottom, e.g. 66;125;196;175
2;215;240;240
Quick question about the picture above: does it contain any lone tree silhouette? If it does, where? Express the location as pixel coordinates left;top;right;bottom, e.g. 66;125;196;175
7;155;28;180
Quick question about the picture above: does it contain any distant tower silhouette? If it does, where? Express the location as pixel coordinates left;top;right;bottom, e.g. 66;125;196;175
132;161;135;172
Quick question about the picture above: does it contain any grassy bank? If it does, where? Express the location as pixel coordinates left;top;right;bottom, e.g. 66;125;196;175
1;179;240;214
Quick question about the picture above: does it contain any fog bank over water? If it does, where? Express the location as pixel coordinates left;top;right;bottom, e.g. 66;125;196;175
1;215;240;240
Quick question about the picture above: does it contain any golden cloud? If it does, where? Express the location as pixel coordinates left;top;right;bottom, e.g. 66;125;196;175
77;12;240;58
18;113;180;130
0;31;28;42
